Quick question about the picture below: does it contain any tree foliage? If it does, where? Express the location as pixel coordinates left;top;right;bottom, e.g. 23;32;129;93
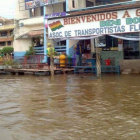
25;46;35;56
0;47;13;55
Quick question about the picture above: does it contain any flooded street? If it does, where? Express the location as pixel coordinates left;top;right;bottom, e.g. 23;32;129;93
0;74;140;140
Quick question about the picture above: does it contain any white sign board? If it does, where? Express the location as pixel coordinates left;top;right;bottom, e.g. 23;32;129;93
48;8;140;39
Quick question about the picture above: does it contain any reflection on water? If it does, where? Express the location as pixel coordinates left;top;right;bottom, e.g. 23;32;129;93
0;74;140;140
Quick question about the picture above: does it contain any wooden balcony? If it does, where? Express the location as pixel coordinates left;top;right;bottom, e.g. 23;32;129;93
0;36;13;42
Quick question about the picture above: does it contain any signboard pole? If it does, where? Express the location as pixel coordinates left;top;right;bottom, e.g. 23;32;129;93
43;6;47;63
66;0;69;56
66;0;69;12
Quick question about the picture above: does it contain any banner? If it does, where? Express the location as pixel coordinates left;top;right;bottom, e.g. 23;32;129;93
45;12;66;28
25;0;49;9
48;8;140;39
45;12;66;19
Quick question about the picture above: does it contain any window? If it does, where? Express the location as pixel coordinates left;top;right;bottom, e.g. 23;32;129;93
86;0;94;7
72;0;75;8
40;6;44;16
106;36;118;48
63;2;66;12
57;40;66;46
33;37;44;47
30;8;35;17
123;33;140;59
0;31;7;37
30;7;44;17
0;42;6;46
8;41;12;46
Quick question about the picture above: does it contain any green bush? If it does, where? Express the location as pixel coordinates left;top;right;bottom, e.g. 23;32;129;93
25;46;35;56
0;49;3;55
3;59;14;66
2;47;13;55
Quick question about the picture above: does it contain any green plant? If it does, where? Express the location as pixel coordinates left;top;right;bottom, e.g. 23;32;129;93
25;46;35;56
3;59;14;65
0;49;2;54
2;47;13;55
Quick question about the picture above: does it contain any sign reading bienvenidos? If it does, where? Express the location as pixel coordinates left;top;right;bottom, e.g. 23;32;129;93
48;8;140;39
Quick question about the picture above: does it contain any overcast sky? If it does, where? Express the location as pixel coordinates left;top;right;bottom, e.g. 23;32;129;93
0;0;16;19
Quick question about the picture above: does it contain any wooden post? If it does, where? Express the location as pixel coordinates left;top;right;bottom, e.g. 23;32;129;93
95;38;101;77
50;56;54;77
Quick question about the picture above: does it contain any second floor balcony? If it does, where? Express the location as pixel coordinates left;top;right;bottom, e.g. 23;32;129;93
69;0;140;15
19;16;44;27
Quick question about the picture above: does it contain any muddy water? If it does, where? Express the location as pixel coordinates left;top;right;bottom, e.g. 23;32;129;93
0;74;140;140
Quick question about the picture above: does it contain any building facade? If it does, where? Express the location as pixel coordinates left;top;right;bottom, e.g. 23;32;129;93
14;0;140;72
65;0;140;59
0;17;14;49
14;0;66;57
47;0;140;73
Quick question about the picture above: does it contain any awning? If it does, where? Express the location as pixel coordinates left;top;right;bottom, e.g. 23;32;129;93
16;29;47;39
55;33;140;41
109;34;140;41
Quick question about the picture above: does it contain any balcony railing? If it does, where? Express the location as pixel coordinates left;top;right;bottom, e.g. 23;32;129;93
0;35;13;38
0;36;13;42
95;0;132;6
70;0;139;12
47;0;65;5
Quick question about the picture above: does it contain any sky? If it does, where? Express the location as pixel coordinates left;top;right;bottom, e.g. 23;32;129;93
0;0;16;19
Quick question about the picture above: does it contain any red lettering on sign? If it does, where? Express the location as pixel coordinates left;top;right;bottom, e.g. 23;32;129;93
136;9;140;16
112;12;118;19
123;10;131;18
81;16;86;23
86;15;91;22
64;18;68;25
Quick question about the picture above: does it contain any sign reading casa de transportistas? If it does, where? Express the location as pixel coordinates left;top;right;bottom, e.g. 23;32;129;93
48;8;140;39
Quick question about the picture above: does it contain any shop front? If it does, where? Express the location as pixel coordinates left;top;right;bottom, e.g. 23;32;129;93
48;7;140;73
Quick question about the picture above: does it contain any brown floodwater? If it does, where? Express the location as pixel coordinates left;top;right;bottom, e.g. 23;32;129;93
0;74;140;140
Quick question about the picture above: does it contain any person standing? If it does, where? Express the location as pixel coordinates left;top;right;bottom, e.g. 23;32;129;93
46;43;55;70
74;42;82;66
